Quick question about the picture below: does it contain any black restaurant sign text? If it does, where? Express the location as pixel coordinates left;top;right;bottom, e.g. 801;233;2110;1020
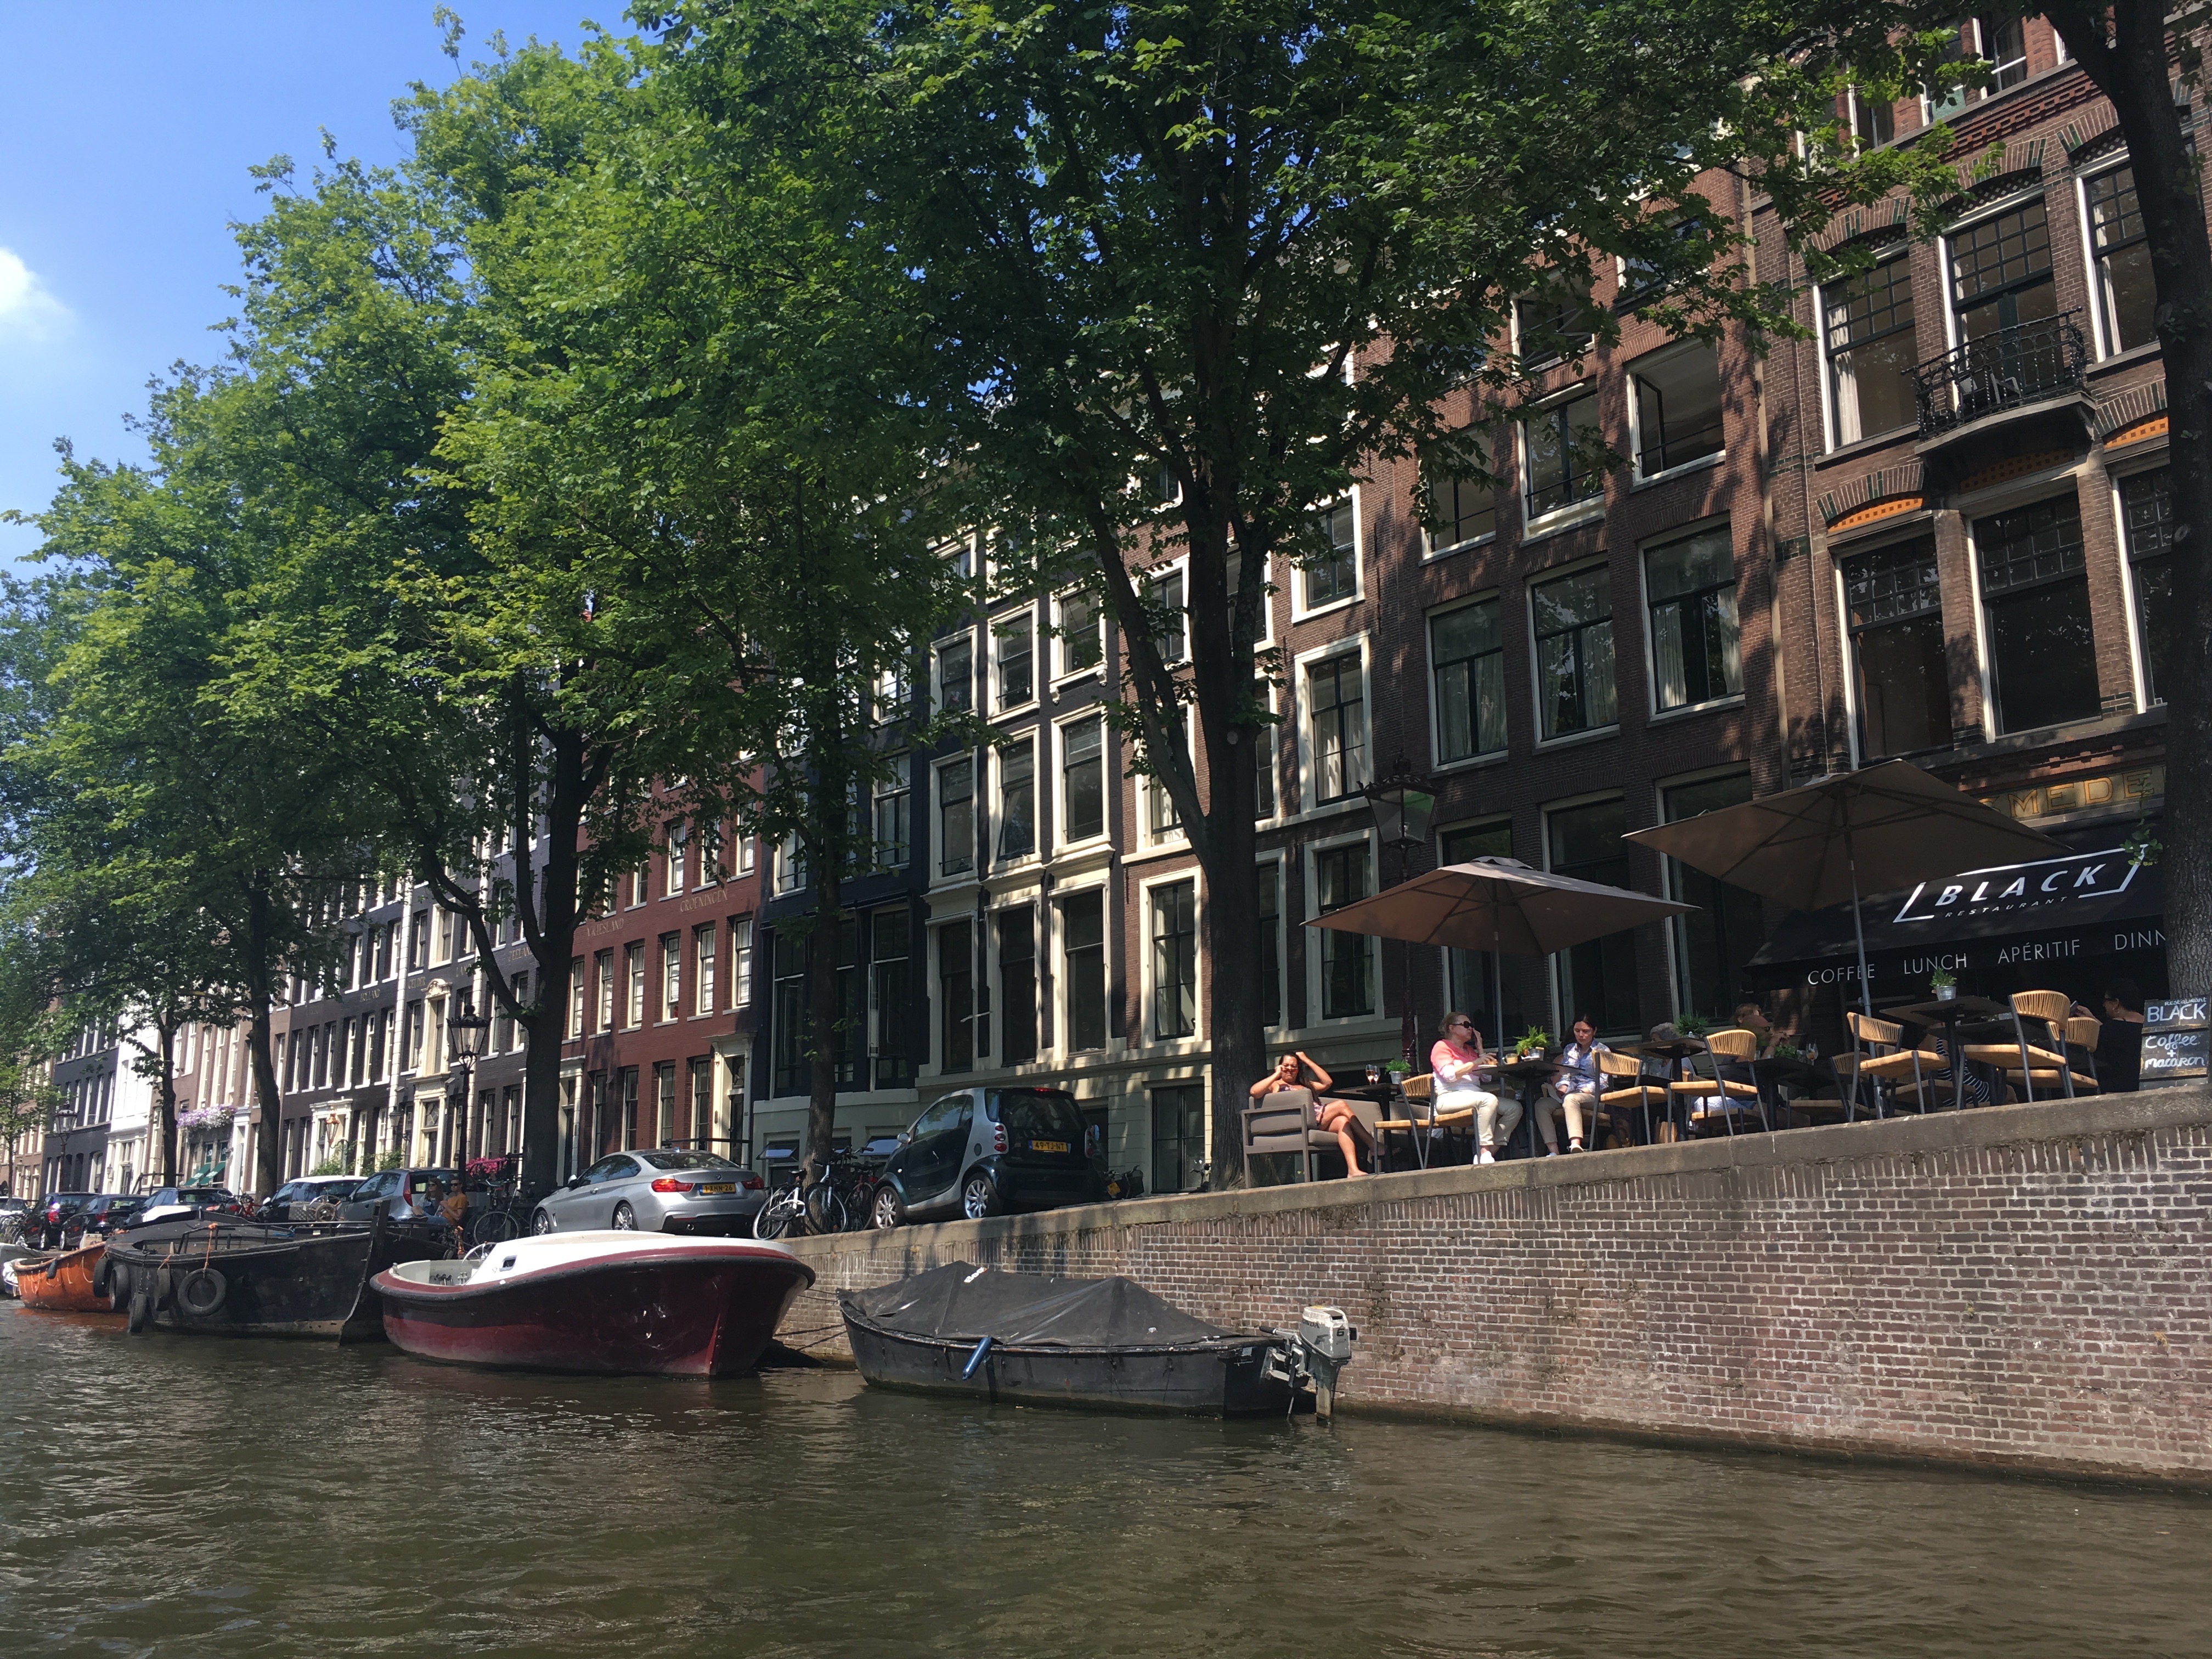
2142;996;2208;1082
1894;848;2140;926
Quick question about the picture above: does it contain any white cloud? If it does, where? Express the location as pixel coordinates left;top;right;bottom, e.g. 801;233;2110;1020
0;247;71;341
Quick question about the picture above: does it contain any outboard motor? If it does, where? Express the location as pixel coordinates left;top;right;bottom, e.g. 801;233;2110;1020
1273;1304;1355;1419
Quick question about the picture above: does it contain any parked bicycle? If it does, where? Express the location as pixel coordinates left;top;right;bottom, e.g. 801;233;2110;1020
753;1147;873;1238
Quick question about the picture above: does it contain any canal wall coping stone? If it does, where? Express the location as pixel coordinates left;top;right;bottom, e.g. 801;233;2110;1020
778;1086;2212;1486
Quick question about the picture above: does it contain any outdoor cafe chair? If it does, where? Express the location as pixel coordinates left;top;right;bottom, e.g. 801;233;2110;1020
1241;1092;1336;1183
1962;990;2098;1101
1375;1073;1435;1171
1843;1010;1955;1116
2066;1014;2103;1090
1669;1028;1766;1135
1597;1049;1667;1144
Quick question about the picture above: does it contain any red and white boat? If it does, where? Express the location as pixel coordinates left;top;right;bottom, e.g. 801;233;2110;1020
372;1231;815;1377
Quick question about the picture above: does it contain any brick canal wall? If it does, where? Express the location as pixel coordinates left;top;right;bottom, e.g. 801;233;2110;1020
779;1087;2212;1486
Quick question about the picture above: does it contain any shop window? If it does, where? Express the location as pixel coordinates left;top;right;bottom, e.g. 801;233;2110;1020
1822;255;1917;445
1306;652;1366;803
2086;166;2157;357
1975;494;2100;733
1630;341;1725;477
1315;842;1373;1019
1662;774;1768;1022
1151;881;1198;1040
1431;599;1506;763
1060;717;1105;842
1440;820;1520;1043
1531;566;1617;740
1522;390;1604;520
998;909;1037;1065
1645;527;1741;710
1547;799;1639;1034
2121;468;2179;704
1063;891;1107;1051
1150;1083;1207;1195
939;919;973;1073
1844;537;1950;759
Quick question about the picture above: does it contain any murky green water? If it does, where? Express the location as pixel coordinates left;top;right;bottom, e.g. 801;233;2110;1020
2;1304;2206;1657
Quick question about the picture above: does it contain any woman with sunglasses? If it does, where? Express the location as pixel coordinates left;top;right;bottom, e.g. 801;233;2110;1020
1249;1051;1373;1177
1431;1013;1511;1163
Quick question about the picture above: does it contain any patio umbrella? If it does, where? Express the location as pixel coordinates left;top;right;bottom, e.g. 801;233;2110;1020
1622;759;2064;1018
1305;856;1693;1055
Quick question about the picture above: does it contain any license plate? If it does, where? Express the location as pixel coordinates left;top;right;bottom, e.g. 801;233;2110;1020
700;1183;736;1195
1028;1139;1069;1154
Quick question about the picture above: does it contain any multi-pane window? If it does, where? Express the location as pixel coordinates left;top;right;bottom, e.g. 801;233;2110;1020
1150;1084;1206;1197
1257;862;1283;1029
873;755;912;868
1148;569;1188;661
1849;84;1894;147
997;737;1036;861
568;958;586;1037
1516;276;1594;363
2121;468;2179;704
624;943;646;1028
774;834;805;894
1063;891;1107;1051
873;658;911;724
1929;16;2027;117
1315;843;1373;1019
656;1062;677;1147
1548;799;1639;1033
937;634;973;714
1976;494;2100;733
665;826;686;895
997;908;1037;1065
1949;200;2055;343
995;611;1034;709
1431;599;1506;764
1062;716;1105;842
1427;470;1497;553
1532;566;1618;740
1646;527;1742;711
1058;593;1103;675
1307;653;1365;804
693;924;716;1017
771;939;805;1096
938;757;974;877
593;950;614;1032
1844;537;1950;760
2086;167;2157;357
620;1068;640;1148
1150;881;1198;1040
1523;390;1604;519
661;934;682;1022
1823;255;1917;445
870;910;913;1088
1302;501;1358;610
1630;342;1724;477
1440;820;1518;1042
690;1059;714;1146
1662;774;1768;1023
1145;751;1182;843
732;920;753;1008
1253;690;1278;820
939;921;973;1072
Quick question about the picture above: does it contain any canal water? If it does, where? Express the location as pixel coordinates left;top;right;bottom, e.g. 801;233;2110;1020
3;1305;2206;1658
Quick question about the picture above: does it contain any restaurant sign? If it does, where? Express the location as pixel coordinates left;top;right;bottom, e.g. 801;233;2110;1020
1893;847;2139;926
2142;996;2208;1082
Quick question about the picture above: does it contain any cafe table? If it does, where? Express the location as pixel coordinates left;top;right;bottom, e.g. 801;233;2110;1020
1315;1077;1407;1170
1491;1054;1561;1159
1750;1054;1837;1126
1612;1037;1708;1142
1881;994;2014;1110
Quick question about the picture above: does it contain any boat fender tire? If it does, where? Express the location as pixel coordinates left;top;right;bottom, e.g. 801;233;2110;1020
177;1267;228;1319
155;1265;173;1307
127;1285;153;1333
92;1253;112;1298
107;1262;132;1312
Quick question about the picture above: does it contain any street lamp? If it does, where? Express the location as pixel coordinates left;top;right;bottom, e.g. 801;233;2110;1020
1362;756;1440;1064
447;992;492;1171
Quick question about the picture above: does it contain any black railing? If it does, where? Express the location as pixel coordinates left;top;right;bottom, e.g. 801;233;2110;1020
1912;312;2089;437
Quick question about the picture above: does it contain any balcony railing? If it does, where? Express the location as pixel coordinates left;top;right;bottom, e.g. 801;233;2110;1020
1912;312;2089;438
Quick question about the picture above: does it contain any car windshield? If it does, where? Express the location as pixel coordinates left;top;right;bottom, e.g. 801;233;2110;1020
988;1090;1084;1139
637;1152;738;1172
178;1189;227;1203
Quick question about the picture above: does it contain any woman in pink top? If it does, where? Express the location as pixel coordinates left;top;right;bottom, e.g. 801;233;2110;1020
1430;1013;1514;1163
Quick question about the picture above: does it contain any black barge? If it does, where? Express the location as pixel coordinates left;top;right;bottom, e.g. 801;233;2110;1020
104;1214;448;1341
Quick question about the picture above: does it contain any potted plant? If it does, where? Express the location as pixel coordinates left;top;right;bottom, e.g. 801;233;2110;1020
1675;1012;1711;1038
1513;1025;1554;1060
1931;967;1957;1002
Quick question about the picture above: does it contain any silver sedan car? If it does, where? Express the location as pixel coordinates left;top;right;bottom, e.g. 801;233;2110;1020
532;1149;766;1235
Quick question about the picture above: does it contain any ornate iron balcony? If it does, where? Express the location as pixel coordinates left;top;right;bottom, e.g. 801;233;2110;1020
1912;312;2089;438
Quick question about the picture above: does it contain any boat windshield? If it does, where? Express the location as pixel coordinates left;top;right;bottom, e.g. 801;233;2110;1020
636;1152;741;1172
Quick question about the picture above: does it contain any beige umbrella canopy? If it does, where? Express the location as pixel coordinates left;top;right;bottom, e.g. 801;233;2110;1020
1622;759;2063;1016
1306;856;1692;1052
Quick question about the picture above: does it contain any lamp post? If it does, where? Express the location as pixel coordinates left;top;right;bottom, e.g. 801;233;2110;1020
1362;756;1440;1065
447;993;491;1173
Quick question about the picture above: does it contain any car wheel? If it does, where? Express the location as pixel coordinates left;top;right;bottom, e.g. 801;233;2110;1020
531;1207;556;1235
961;1173;1001;1221
611;1201;637;1231
870;1184;905;1231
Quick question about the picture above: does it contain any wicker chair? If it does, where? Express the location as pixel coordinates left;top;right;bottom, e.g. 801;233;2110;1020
1962;990;2098;1101
1844;1011;1954;1116
1375;1074;1433;1170
1597;1049;1666;1144
1670;1028;1765;1135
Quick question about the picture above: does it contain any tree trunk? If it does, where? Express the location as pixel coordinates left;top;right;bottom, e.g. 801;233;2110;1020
514;716;589;1198
2049;3;2212;991
156;1019;178;1188
245;883;285;1199
802;859;844;1186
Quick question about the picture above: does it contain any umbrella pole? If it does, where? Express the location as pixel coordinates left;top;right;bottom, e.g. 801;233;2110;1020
1848;830;1874;1022
1493;949;1505;1058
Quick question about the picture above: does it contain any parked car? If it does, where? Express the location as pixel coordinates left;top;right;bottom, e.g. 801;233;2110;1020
532;1149;766;1235
336;1168;459;1224
136;1186;249;1227
257;1175;366;1222
35;1191;99;1246
868;1087;1105;1229
72;1194;145;1240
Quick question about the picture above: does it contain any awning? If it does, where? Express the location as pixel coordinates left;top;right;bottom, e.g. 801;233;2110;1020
1746;823;2163;991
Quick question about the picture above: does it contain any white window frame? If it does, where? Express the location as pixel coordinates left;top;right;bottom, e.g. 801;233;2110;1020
1518;385;1607;535
1638;515;1745;720
1423;466;1498;561
1425;591;1509;774
993;729;1040;867
2107;456;2166;713
1291;490;1363;622
989;602;1039;716
933;753;978;883
1053;590;1106;684
1525;554;1622;750
1054;712;1112;853
1253;682;1283;825
1138;867;1204;1045
1304;828;1382;1028
1623;338;1727;487
933;627;977;718
732;919;755;1009
1141;708;1194;849
1053;877;1115;1059
1293;635;1373;815
1142;554;1191;664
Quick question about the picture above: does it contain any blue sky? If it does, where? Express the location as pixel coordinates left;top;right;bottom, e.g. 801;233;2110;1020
0;2;612;567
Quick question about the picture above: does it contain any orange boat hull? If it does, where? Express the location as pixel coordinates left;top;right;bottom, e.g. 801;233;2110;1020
17;1241;114;1313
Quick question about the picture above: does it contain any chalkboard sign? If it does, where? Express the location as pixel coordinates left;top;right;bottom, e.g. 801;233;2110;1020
2142;996;2208;1081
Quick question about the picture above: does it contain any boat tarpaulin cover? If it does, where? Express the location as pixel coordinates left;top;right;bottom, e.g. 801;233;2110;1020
843;1262;1235;1348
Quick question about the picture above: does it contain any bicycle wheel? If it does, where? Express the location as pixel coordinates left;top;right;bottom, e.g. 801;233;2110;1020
803;1182;848;1235
754;1194;794;1240
471;1208;523;1246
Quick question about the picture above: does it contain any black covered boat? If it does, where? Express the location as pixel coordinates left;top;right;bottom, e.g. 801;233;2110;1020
104;1213;448;1341
839;1262;1300;1417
